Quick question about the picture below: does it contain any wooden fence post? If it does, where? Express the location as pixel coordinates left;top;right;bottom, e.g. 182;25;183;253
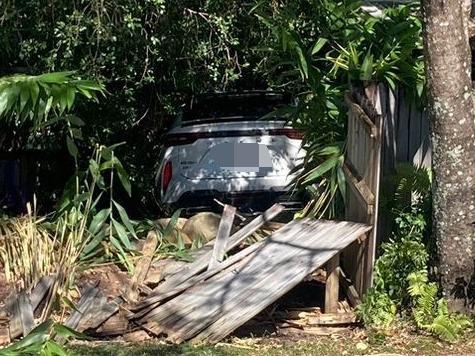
325;254;340;313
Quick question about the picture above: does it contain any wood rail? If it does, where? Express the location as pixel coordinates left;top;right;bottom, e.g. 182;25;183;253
345;92;378;139
343;162;375;216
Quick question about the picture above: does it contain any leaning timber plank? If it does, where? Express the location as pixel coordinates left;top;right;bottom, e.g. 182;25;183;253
131;238;265;318
30;275;55;313
140;256;255;337
134;219;307;324
145;203;284;298
208;205;236;270
165;220;322;342
65;284;100;330
173;220;330;343
133;216;300;317
6;294;22;339
18;292;34;336
187;220;372;344
5;292;34;339
126;231;159;301
337;267;361;307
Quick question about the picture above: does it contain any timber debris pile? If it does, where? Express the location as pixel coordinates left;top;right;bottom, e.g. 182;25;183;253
0;203;371;345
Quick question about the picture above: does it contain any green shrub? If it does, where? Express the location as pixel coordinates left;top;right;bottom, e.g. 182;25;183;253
357;165;471;341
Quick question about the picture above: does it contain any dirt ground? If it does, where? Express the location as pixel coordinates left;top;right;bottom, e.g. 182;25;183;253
69;324;475;356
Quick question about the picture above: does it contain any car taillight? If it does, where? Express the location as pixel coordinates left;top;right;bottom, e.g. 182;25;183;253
268;128;304;140
162;161;172;193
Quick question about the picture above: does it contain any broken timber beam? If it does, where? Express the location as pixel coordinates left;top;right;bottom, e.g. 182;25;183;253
126;231;159;301
208;204;236;270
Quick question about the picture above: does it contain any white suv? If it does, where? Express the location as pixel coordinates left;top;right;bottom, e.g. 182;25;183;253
156;92;306;215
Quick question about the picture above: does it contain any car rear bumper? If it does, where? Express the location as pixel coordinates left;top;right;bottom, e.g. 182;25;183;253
168;189;305;217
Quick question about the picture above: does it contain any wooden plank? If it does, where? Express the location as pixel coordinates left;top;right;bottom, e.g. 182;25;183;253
132;219;305;318
0;316;9;345
75;296;122;332
132;235;265;316
396;87;410;162
126;231;159;301
146;203;284;297
344;86;382;294
5;294;22;339
383;85;397;174
5;291;35;339
190;221;371;344
343;163;375;209
169;222;324;342
143;220;316;337
324;254;339;313
30;275;54;312
306;312;357;326
365;84;383;291
95;309;129;336
409;100;422;166
149;219;371;343
208;205;236;270
65;285;100;330
337;267;361;307
18;292;34;336
354;233;368;295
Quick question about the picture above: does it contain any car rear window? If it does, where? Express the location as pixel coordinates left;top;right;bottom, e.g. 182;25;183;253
182;92;291;124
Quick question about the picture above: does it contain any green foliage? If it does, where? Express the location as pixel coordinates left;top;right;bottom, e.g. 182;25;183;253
373;214;428;303
0;72;104;152
408;271;473;342
0;72;104;124
0;320;85;356
357;288;397;328
0;0;269;211
357;165;471;341
254;1;424;217
0;1;426;214
357;212;428;328
58;144;137;271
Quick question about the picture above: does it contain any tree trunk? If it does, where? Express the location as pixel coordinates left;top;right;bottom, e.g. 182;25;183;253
422;0;475;311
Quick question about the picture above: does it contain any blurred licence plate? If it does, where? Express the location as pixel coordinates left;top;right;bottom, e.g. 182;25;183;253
212;143;272;172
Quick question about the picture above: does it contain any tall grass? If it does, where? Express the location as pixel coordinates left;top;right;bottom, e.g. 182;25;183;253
0;199;56;288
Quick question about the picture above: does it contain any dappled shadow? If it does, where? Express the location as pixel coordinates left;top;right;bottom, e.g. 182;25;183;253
449;261;475;311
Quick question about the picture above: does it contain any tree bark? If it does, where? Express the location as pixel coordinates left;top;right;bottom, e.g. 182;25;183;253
422;0;475;311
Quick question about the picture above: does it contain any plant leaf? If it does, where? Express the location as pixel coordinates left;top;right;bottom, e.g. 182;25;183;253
112;218;132;250
66;136;78;159
113;200;136;238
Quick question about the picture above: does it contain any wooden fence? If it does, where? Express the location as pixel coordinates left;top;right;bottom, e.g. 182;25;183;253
341;83;431;293
366;83;431;173
342;90;383;294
